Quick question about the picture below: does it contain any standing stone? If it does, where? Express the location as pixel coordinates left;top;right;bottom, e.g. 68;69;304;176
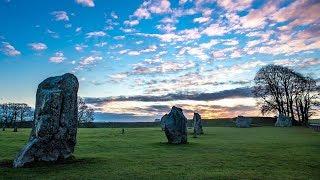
160;114;168;131
275;114;292;127
235;116;252;128
13;73;79;168
193;113;203;135
163;106;187;144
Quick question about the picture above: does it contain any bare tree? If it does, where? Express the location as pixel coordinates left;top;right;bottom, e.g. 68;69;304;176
18;103;32;122
294;75;319;125
253;64;319;126
0;103;32;131
0;103;10;131
8;103;20;132
78;97;95;124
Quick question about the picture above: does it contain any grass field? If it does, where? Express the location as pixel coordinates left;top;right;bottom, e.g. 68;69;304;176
1;127;320;179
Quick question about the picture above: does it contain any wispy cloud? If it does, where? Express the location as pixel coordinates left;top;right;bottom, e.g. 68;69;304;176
28;43;47;51
76;0;94;7
51;11;69;21
49;51;65;63
1;42;21;56
86;31;106;38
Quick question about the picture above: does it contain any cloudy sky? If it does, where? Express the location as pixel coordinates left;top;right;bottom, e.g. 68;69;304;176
0;0;319;121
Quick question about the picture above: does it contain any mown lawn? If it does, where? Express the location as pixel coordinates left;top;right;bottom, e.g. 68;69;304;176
0;127;319;179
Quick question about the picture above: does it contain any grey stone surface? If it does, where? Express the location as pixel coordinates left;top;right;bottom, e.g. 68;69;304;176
235;116;252;128
193;113;203;135
164;106;187;144
13;73;79;168
275;114;292;127
160;114;168;131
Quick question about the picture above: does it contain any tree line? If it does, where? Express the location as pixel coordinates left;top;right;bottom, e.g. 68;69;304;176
0;97;95;131
0;103;32;131
254;64;319;126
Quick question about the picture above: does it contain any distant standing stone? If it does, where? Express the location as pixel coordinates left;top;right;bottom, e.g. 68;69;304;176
275;114;292;127
13;73;79;168
121;128;125;134
193;113;203;135
235;116;252;128
163;106;187;144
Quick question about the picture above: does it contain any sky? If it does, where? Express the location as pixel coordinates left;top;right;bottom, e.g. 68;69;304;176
0;0;319;122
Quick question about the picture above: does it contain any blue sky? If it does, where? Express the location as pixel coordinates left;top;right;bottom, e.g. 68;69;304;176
0;0;319;121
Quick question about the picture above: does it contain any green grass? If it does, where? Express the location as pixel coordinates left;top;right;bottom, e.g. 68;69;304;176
0;127;320;179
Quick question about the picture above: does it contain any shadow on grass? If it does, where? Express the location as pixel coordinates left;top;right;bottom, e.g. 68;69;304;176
0;156;97;169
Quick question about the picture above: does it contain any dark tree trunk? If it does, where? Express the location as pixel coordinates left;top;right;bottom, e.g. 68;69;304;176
13;112;18;132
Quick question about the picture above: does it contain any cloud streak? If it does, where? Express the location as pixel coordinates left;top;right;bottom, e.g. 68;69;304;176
85;87;253;106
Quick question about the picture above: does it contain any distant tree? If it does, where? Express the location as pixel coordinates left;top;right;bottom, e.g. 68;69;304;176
0;103;32;131
0;103;10;131
8;103;20;132
78;97;95;124
17;103;32;122
253;64;319;125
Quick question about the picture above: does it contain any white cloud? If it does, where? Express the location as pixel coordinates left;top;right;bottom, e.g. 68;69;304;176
230;50;242;58
75;44;88;51
51;11;69;21
94;42;107;47
49;51;65;63
1;42;21;56
273;58;320;68
29;43;47;51
76;0;94;7
202;23;228;36
119;49;129;54
178;47;209;61
128;51;140;56
109;73;128;81
199;40;219;49
140;45;157;53
111;11;118;19
114;36;125;40
86;31;106;38
134;7;151;19
75;27;82;32
79;55;102;66
212;51;225;59
149;0;171;14
124;20;139;26
156;24;176;32
193;16;210;23
132;60;195;75
223;39;239;46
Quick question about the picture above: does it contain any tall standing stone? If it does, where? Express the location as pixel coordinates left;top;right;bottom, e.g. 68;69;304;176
163;106;187;144
193;113;203;135
13;73;79;168
275;114;292;127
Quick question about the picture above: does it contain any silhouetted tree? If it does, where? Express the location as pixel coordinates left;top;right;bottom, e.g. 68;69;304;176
0;103;10;131
8;103;20;132
253;64;319;125
18;103;32;122
0;103;32;131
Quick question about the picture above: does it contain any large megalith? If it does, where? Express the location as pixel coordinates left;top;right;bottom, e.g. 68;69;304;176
163;106;187;144
275;114;292;127
193;113;203;135
160;114;168;131
13;73;79;168
235;116;251;128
